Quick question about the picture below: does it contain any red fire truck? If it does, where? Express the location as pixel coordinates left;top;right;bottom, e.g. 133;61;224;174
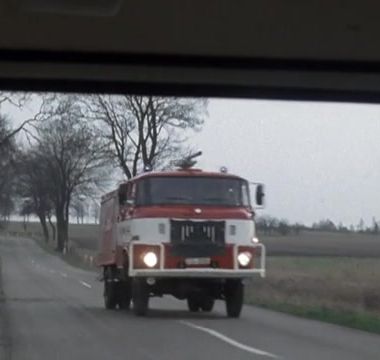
97;153;265;317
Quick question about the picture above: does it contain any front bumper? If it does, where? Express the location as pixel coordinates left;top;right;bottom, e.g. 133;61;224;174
130;268;265;278
128;243;266;278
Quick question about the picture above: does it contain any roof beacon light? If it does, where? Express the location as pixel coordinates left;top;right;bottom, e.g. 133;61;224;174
144;164;153;172
220;166;228;173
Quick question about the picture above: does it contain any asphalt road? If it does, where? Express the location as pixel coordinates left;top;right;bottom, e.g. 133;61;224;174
1;236;379;360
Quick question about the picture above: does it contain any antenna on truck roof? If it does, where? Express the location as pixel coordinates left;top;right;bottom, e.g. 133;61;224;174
174;151;202;169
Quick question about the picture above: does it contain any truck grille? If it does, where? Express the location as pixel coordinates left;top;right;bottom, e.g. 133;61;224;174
170;220;225;245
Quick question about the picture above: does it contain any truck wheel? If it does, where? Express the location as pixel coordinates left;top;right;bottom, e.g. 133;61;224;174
200;297;215;312
225;280;244;318
117;281;132;310
104;281;117;310
187;296;200;312
132;279;149;316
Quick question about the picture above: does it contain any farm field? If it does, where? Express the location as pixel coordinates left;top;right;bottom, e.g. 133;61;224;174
246;256;380;333
3;221;380;257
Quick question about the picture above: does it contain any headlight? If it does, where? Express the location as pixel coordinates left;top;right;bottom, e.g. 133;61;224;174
143;252;158;268
237;252;251;267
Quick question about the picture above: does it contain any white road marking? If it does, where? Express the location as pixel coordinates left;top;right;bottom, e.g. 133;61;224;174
180;321;278;358
79;281;92;289
60;272;68;278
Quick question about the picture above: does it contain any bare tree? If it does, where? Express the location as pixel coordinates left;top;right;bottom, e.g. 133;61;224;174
85;95;207;179
0;94;36;224
20;199;34;225
0;116;17;223
70;197;86;224
0;93;33;147
372;217;379;234
278;220;290;236
33;95;109;252
0;92;29;108
91;201;100;224
357;218;365;232
0;94;34;222
0;192;14;222
312;219;337;232
16;151;53;242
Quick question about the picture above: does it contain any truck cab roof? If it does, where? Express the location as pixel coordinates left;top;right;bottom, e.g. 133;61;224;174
101;169;248;203
130;169;245;182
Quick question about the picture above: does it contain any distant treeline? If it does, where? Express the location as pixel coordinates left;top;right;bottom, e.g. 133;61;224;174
256;216;380;236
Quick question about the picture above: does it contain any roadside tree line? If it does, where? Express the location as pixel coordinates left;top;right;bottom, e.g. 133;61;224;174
0;93;208;252
257;215;380;236
312;217;380;235
255;216;304;236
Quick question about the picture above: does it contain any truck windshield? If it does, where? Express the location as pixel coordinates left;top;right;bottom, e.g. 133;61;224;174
136;176;250;207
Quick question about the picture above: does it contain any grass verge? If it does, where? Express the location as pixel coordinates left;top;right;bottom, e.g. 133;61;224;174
246;299;380;334
33;236;97;272
246;256;380;335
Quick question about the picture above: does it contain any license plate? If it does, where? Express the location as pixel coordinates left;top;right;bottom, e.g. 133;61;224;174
185;257;211;266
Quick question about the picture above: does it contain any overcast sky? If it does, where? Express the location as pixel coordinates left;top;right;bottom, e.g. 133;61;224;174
193;99;380;227
5;96;380;227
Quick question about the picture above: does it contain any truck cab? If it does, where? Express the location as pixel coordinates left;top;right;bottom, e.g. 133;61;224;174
97;162;265;317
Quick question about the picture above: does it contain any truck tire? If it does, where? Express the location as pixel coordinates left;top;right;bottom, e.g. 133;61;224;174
132;278;149;316
200;297;215;312
104;281;117;310
187;296;200;312
117;281;132;310
225;280;244;318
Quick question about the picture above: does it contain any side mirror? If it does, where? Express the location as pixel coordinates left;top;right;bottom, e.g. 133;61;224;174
255;184;265;206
